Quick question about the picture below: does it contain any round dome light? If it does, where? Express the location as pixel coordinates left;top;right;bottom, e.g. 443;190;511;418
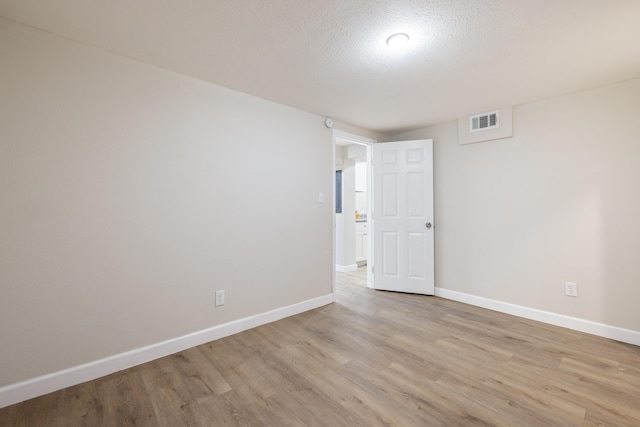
386;33;410;47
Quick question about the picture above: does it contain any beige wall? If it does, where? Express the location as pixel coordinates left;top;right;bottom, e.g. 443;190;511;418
393;78;640;332
0;19;370;387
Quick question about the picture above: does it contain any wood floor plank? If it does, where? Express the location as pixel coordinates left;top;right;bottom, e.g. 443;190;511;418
198;341;296;425
1;266;639;425
99;370;156;427
54;380;102;426
341;357;511;426
138;357;208;426
272;340;397;427
170;347;232;398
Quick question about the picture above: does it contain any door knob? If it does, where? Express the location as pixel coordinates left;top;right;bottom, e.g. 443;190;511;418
425;222;432;229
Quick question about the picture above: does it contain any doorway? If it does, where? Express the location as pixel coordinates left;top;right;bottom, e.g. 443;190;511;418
332;133;435;296
333;130;375;290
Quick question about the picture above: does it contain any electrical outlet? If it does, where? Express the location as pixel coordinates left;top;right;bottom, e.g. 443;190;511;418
565;282;578;297
215;290;225;306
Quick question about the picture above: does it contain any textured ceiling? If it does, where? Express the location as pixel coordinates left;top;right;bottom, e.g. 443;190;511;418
1;0;640;134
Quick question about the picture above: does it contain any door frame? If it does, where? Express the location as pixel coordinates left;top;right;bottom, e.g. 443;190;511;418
332;130;376;292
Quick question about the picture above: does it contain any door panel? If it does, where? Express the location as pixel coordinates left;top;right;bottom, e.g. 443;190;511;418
407;232;425;278
382;231;399;277
381;173;398;217
407;172;424;217
373;139;434;295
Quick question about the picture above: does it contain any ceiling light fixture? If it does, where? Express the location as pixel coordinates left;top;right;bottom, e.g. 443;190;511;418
386;32;410;47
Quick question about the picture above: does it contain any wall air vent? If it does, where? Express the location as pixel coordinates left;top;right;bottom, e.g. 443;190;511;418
458;107;512;145
470;110;499;132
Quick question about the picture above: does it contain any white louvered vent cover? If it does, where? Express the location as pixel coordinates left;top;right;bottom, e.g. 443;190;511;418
470;111;499;132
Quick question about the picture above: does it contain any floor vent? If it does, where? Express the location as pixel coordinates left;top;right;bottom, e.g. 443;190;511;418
470;110;499;132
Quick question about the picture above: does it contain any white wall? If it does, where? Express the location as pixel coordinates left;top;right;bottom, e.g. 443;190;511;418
393;78;640;334
335;151;356;270
334;146;345;266
0;18;374;390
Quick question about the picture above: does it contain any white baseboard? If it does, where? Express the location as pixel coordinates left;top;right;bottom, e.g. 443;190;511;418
0;293;335;409
435;287;640;347
335;264;358;273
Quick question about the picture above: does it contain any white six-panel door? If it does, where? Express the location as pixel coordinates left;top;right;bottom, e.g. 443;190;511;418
373;139;434;294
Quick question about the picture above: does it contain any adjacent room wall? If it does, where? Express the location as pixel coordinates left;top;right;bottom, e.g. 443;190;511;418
393;78;640;334
335;154;357;271
0;18;365;389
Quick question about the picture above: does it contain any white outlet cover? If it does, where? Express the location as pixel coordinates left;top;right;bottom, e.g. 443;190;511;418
564;282;578;297
215;290;225;306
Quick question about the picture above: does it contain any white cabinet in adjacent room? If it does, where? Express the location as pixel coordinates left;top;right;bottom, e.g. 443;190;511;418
355;221;367;265
355;161;366;192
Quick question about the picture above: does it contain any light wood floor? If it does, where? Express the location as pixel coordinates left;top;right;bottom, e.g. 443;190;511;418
1;267;639;426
